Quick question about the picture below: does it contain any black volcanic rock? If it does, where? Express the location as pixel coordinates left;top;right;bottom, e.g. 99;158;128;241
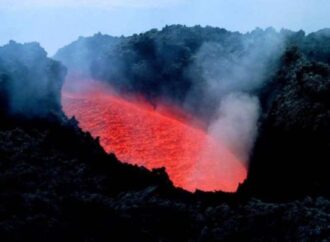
301;28;330;64
0;41;67;119
245;49;330;200
3;120;330;241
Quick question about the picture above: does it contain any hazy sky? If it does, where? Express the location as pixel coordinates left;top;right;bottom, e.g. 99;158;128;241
0;0;329;55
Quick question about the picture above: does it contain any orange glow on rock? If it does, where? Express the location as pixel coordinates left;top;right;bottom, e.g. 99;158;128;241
62;81;247;192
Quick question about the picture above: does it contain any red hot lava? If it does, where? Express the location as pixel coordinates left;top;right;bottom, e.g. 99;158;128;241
62;81;247;192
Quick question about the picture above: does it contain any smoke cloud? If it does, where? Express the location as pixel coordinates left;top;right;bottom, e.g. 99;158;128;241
187;28;285;165
208;93;260;162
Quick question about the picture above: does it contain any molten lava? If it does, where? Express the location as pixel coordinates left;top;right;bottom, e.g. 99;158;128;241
62;81;247;192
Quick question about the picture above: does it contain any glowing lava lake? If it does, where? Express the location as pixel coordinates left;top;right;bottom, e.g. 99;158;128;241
62;81;247;192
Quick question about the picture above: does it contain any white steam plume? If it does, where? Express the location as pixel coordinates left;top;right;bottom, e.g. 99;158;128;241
208;93;260;162
187;28;285;164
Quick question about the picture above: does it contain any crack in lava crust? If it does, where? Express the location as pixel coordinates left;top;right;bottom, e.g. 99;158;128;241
62;82;247;192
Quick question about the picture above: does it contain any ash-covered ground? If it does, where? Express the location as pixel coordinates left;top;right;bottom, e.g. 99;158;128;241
1;27;330;241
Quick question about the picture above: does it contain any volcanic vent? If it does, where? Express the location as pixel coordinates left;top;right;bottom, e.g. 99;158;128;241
62;80;246;192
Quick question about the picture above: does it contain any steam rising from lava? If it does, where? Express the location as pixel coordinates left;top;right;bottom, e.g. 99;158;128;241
62;81;246;192
185;34;284;163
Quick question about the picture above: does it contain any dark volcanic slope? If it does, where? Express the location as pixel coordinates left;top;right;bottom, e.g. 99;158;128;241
0;41;66;119
54;26;285;122
244;49;330;200
3;123;330;242
54;26;330;122
2;36;330;241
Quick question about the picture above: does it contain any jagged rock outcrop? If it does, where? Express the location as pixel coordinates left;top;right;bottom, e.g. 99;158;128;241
0;41;66;119
245;49;330;200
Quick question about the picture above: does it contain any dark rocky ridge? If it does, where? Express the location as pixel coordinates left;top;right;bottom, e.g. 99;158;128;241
0;41;66;119
54;26;330;124
3;121;330;242
243;48;330;200
54;25;286;123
